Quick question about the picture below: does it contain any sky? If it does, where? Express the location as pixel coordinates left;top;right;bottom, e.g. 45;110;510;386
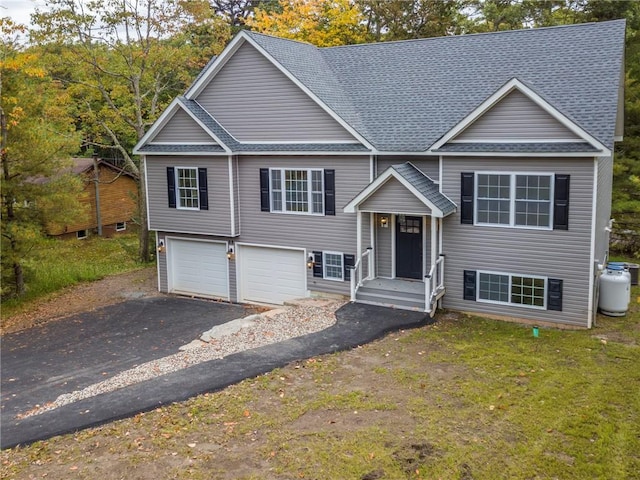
2;0;44;27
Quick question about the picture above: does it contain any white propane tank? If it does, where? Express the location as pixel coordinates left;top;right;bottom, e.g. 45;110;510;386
598;265;631;317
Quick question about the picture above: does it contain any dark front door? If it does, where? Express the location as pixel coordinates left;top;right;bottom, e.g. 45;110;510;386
396;215;422;279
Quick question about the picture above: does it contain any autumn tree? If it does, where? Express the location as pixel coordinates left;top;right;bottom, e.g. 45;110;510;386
1;18;84;296
248;0;369;46
209;0;280;31
358;0;463;40
30;0;231;262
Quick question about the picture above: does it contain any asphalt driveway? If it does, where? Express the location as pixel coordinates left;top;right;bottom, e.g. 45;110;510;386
1;297;428;449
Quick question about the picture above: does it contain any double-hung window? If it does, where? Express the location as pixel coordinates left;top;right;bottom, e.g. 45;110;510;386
270;169;324;214
478;271;547;308
176;167;199;209
475;173;552;228
323;252;344;281
166;167;208;211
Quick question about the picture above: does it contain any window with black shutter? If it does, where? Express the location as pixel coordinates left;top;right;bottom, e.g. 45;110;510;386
547;278;563;311
553;175;570;230
460;172;474;225
463;270;477;301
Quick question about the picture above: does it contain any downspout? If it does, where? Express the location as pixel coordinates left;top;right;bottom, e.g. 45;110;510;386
93;155;102;236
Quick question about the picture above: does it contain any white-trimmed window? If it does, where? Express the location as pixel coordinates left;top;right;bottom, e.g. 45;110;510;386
176;167;199;210
270;169;324;214
116;222;126;231
478;271;546;308
77;229;87;239
475;173;553;229
323;252;344;281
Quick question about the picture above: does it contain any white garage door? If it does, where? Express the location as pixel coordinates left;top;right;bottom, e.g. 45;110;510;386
168;239;228;299
239;246;306;304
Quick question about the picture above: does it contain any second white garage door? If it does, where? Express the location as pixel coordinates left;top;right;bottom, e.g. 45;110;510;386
238;245;306;304
168;239;228;299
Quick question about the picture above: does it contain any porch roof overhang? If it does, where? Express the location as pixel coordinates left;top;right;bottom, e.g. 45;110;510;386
344;162;457;218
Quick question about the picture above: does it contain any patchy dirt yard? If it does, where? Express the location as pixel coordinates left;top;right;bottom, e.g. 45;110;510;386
1;276;638;479
1;267;159;334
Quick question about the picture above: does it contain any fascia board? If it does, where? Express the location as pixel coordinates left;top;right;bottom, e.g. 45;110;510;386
432;151;603;158
429;78;610;156
138;151;230;156
344;168;444;217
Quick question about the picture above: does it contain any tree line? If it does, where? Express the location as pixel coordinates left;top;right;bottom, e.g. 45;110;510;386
2;0;638;297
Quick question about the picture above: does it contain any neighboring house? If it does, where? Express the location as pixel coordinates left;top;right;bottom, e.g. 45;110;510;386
134;20;625;329
48;158;138;239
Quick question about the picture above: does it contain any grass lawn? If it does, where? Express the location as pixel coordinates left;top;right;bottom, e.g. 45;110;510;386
1;234;144;318
2;288;638;478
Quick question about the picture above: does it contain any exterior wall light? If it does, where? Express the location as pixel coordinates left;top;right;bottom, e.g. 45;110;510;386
227;241;235;260
157;240;166;253
307;254;315;269
380;216;389;228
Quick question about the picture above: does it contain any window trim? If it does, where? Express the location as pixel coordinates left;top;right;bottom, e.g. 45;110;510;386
269;168;325;216
115;222;126;232
175;167;200;211
77;229;88;240
474;172;554;230
322;251;344;281
476;270;548;310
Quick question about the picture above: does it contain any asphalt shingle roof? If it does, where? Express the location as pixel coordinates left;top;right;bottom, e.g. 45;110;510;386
244;20;625;152
392;162;456;216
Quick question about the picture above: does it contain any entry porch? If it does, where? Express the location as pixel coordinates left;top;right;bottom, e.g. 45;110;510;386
344;163;457;315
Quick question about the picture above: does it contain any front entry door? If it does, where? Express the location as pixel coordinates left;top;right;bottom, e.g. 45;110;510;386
396;215;422;279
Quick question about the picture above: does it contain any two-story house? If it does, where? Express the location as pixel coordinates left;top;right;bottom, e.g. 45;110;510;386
134;20;625;329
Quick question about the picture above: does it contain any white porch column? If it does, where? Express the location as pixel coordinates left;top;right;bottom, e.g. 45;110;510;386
431;215;438;271
356;209;362;260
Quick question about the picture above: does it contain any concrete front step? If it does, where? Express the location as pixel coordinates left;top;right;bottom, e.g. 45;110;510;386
355;288;426;311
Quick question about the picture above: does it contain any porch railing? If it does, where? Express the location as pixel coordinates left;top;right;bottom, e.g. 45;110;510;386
350;247;373;301
424;254;445;315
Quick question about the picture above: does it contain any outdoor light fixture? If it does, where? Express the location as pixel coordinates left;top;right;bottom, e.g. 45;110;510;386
380;216;389;228
227;241;235;260
307;254;315;269
157;240;165;253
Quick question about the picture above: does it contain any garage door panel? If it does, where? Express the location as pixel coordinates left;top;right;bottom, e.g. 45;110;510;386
169;239;228;298
239;246;306;304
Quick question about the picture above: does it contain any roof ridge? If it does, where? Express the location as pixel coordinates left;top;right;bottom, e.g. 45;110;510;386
322;19;625;50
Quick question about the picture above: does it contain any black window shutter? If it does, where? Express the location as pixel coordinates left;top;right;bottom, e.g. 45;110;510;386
343;254;355;281
463;270;477;301
198;168;208;210
167;167;176;209
547;278;563;311
460;172;474;225
324;169;336;216
553;174;570;230
313;251;323;278
260;168;270;212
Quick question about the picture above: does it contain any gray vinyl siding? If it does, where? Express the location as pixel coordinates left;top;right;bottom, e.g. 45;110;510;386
453;90;581;142
375;214;392;277
152;109;217;144
236;155;371;296
376;156;439;182
158;232;168;292
441;157;594;327
360;177;432;215
146;156;233;235
594;156;613;265
196;42;356;143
